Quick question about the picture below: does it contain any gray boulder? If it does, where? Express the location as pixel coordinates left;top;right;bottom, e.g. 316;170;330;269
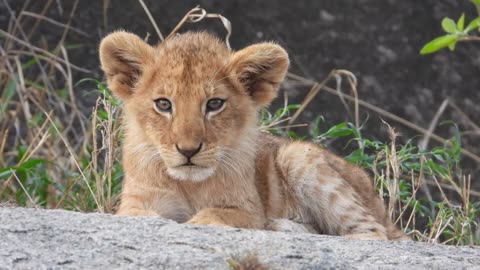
0;207;479;269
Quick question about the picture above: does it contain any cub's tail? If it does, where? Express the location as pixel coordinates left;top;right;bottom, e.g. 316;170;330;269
386;219;411;241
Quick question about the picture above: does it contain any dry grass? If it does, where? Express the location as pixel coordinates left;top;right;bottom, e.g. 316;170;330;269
227;253;268;270
0;2;478;245
0;0;121;212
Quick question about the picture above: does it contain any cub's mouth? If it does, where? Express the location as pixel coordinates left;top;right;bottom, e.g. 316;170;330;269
166;164;216;182
178;161;198;167
175;160;210;168
159;144;219;182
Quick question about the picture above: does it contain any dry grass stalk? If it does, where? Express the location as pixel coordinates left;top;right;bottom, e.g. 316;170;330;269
138;0;164;41
419;99;449;151
20;11;90;37
167;6;232;49
227;253;268;270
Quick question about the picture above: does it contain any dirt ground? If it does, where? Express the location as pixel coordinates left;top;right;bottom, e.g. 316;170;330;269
1;0;479;174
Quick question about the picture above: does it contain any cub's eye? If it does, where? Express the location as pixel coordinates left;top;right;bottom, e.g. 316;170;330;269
206;98;225;112
154;98;172;113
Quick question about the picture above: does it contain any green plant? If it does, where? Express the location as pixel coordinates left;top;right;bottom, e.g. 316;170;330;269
0;76;123;212
420;0;480;54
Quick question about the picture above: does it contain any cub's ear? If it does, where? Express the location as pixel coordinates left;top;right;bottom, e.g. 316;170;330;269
99;31;154;100
227;43;289;107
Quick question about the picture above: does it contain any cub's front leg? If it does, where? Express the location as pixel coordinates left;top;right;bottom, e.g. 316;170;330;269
116;191;159;217
116;180;192;222
188;208;265;229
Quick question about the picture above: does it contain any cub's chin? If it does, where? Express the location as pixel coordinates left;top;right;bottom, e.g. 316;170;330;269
166;166;216;182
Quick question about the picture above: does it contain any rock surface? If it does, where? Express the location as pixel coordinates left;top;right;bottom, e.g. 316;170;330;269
0;208;479;269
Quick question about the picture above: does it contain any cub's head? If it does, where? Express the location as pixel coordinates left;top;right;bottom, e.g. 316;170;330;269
99;31;289;182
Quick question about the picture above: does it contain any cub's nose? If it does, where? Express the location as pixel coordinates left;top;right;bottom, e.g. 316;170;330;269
175;143;202;159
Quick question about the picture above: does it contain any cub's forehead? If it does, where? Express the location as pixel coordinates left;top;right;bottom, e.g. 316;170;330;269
156;33;230;75
143;33;232;96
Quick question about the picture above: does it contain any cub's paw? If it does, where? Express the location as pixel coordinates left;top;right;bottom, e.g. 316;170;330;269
266;219;317;234
187;216;229;228
116;209;158;217
345;233;388;241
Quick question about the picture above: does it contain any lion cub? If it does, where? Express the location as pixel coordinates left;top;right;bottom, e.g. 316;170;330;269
99;31;406;240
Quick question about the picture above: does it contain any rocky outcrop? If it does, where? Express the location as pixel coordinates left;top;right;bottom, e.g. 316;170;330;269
0;208;478;269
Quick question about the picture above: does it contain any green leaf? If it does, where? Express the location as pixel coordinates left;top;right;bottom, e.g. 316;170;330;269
320;122;355;139
97;110;109;120
64;44;84;50
16;145;28;161
75;78;100;87
287;131;305;140
310;115;324;138
17;159;48;170
448;41;456;51
465;17;480;32
286;104;301;110
0;167;14;178
471;0;480;6
441;18;457;33
420;35;458;55
273;104;300;119
0;159;47;179
0;79;16;115
425;160;449;178
457;14;465;31
22;58;38;70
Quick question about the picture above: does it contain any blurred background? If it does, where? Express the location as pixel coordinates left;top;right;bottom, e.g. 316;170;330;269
2;0;479;158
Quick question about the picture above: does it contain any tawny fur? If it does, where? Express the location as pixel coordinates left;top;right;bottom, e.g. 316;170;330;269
99;31;408;241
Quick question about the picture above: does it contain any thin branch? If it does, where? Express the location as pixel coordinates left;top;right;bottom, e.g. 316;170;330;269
0;29;91;73
419;99;449;151
138;0;164;41
20;11;90;37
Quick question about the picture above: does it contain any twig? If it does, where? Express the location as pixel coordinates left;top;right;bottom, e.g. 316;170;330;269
2;0;53;90
461;36;480;41
103;0;110;30
44;112;101;211
419;98;449;151
26;0;53;40
403;200;418;229
0;112;52;195
287;71;332;126
433;216;453;243
0;29;91;73
60;45;87;138
14;56;32;122
51;0;79;71
11;169;37;208
20;11;90;37
448;98;480;132
167;6;232;49
334;69;359;129
138;0;164;41
425;178;480;197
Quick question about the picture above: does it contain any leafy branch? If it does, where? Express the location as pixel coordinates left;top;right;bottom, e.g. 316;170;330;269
420;0;480;54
